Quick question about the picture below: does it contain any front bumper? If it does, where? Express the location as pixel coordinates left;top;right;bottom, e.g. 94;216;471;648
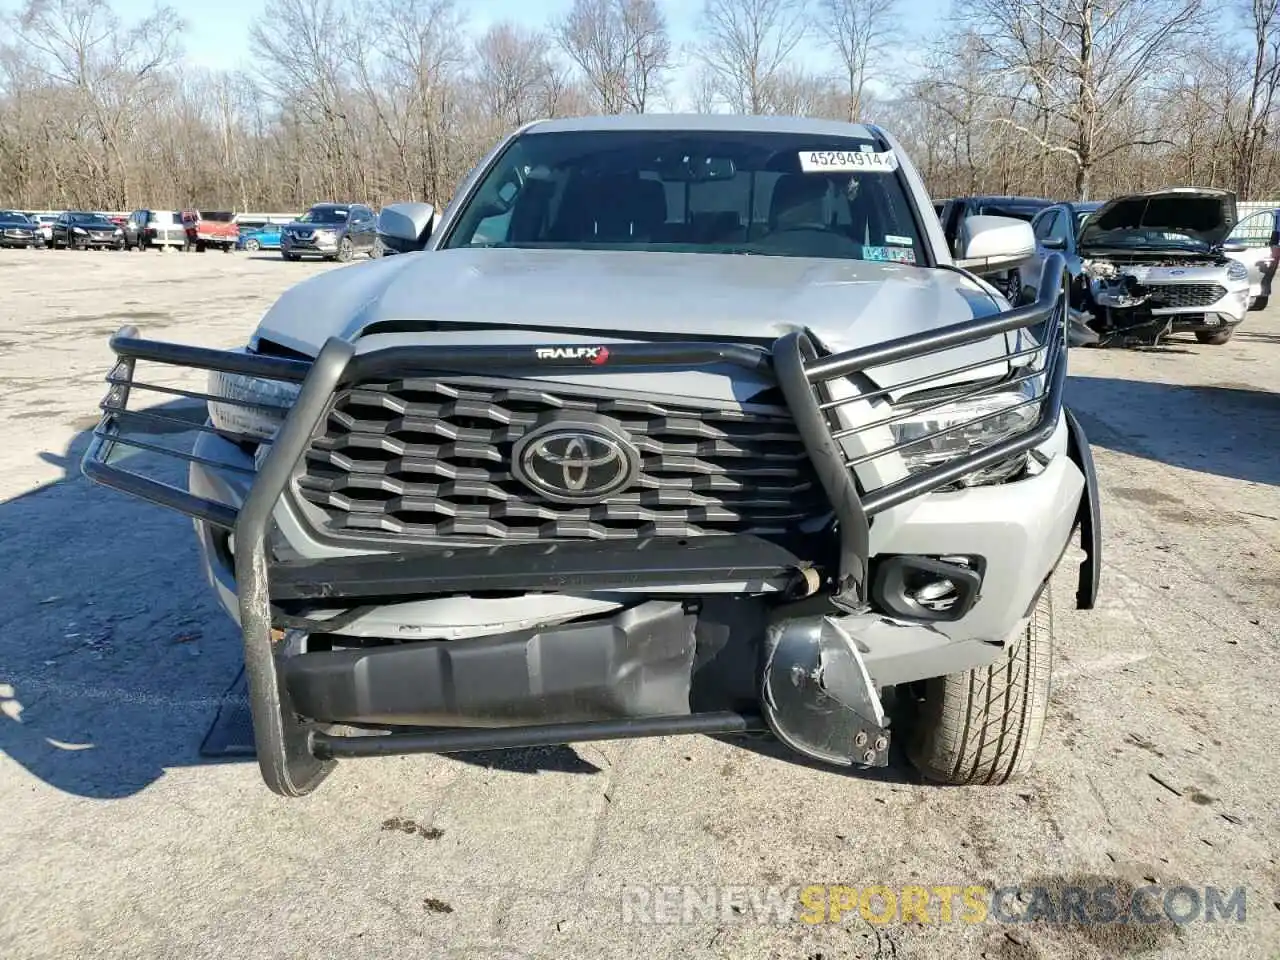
281;233;339;256
70;231;124;247
143;228;187;246
80;254;1101;796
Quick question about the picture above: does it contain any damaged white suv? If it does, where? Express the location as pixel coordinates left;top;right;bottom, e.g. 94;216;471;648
83;116;1100;797
1024;188;1251;346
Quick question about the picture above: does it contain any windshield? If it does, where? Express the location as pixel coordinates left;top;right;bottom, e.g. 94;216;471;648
441;129;927;264
0;211;30;224
299;207;348;224
69;213;112;226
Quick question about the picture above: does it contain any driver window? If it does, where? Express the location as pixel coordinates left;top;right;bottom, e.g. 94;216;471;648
1047;211;1071;245
1032;210;1057;241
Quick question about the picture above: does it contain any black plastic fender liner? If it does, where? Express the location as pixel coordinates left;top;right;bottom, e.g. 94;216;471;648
235;335;355;798
1063;406;1101;610
760;610;890;768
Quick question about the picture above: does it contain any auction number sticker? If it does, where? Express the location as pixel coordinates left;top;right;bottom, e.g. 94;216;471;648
799;149;899;173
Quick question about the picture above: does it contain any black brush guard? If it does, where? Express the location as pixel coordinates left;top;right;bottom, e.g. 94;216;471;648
82;255;1100;796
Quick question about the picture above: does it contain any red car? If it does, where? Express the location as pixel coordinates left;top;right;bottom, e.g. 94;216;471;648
180;210;239;252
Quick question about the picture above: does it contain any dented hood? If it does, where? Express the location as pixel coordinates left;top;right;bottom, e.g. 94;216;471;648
1078;188;1238;253
253;247;1010;400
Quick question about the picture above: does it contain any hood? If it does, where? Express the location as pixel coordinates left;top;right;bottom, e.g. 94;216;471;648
1078;188;1237;254
253;247;1011;401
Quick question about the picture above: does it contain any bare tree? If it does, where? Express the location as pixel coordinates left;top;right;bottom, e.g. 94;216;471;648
11;0;183;207
12;0;1280;213
960;0;1205;199
251;0;359;199
474;23;561;130
553;0;672;113
1227;0;1280;197
694;0;808;114
818;0;898;122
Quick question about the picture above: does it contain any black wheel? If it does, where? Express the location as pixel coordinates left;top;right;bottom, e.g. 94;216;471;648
335;236;354;262
909;573;1054;785
1195;328;1234;345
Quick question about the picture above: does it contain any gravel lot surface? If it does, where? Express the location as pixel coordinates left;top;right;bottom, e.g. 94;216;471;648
0;247;1277;960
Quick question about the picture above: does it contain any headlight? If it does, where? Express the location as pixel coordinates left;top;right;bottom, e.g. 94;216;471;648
315;228;336;239
890;381;1039;483
1226;260;1249;282
114;228;122;235
72;226;87;234
207;368;300;442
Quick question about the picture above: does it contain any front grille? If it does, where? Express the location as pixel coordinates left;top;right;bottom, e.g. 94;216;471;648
1148;283;1226;308
296;377;830;542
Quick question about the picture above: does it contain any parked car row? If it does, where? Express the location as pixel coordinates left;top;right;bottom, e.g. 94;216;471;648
1;202;388;265
936;190;1279;346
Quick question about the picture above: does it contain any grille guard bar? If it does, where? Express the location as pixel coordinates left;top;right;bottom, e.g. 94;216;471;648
85;259;1069;606
81;258;1070;794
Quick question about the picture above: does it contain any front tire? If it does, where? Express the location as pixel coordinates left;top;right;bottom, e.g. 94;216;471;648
335;236;354;262
1195;328;1234;345
908;574;1054;785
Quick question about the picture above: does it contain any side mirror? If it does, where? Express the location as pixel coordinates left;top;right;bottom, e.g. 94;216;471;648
954;215;1037;276
1041;236;1067;251
376;202;435;254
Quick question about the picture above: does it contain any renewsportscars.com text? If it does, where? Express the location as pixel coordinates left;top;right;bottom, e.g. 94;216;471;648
619;883;1248;926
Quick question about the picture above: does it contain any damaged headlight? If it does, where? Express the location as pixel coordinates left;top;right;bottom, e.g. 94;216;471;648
890;380;1039;484
1226;260;1249;282
207;368;300;442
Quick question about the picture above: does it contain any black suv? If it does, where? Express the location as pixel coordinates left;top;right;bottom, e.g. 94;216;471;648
936;195;1055;302
279;203;377;262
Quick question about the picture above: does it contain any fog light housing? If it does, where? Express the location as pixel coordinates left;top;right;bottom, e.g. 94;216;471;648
870;555;985;622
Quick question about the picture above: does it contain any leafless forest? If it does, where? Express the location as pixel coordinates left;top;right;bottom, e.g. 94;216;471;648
2;0;1279;211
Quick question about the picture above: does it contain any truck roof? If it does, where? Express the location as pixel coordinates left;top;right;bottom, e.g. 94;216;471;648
526;113;882;141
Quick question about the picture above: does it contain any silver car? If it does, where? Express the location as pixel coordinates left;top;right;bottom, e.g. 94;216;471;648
82;115;1100;797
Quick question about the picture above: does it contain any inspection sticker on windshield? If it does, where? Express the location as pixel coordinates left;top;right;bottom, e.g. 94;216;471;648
800;149;899;173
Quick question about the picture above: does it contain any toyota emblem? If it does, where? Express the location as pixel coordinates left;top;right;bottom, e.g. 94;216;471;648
511;417;640;504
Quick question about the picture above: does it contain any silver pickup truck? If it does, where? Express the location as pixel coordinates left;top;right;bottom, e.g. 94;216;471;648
83;115;1100;797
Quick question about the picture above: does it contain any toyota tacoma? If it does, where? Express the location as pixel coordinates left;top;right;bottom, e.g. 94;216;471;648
83;115;1100;797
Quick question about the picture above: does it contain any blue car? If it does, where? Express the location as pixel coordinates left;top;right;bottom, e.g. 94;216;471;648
236;222;283;251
